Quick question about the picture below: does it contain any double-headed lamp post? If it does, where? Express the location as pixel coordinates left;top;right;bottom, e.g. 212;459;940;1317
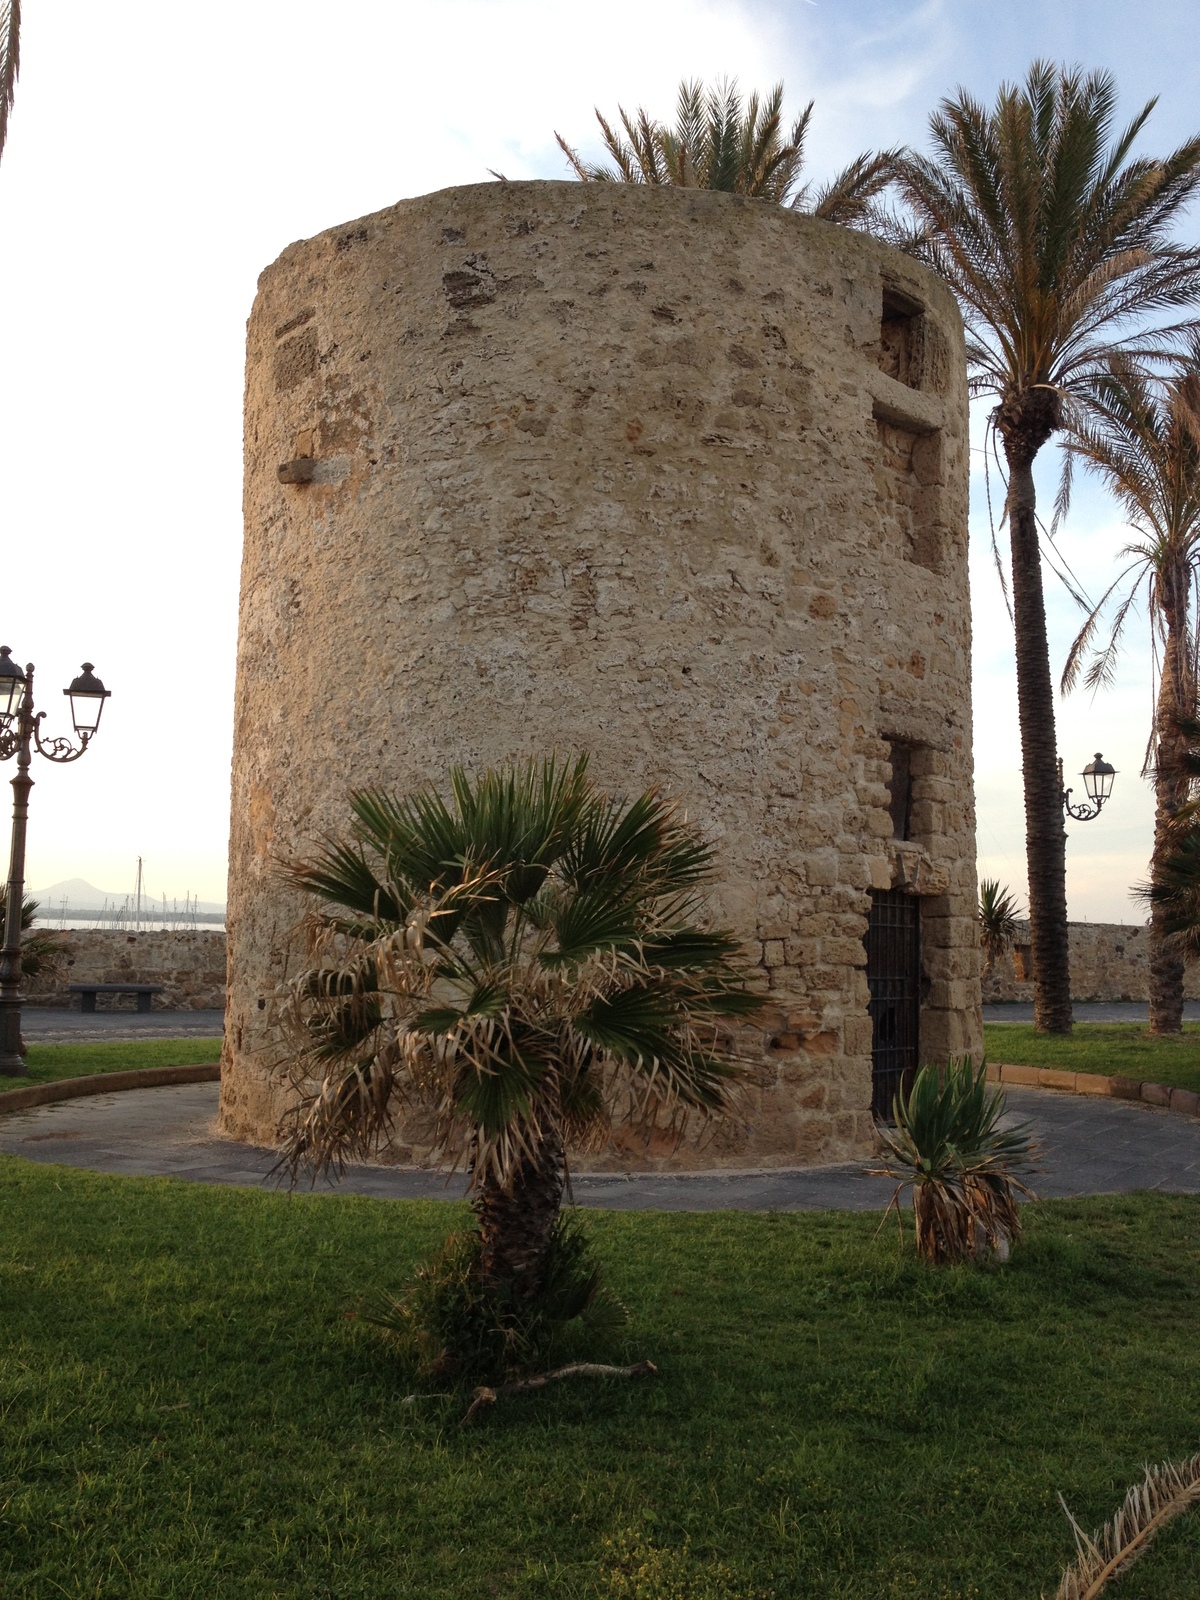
1059;752;1117;824
0;647;111;1075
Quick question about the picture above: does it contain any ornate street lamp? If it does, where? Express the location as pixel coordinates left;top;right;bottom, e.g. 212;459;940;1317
0;648;112;1074
1058;751;1117;824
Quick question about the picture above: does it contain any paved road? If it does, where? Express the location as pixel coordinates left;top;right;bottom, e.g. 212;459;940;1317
23;1004;1196;1042
21;1008;224;1043
1;1082;1197;1210
985;1001;1200;1023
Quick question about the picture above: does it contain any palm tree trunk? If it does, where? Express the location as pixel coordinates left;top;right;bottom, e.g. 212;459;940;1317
1005;448;1073;1033
472;1135;564;1300
1149;591;1192;1035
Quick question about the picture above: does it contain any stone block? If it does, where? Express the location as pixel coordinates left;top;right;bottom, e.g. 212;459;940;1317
1109;1076;1142;1101
1074;1073;1113;1096
998;1063;1039;1086
804;850;840;887
1038;1069;1077;1093
1140;1081;1171;1107
1170;1087;1200;1118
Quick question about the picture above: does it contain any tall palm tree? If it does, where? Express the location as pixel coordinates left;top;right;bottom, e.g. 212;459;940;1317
0;0;19;163
1060;357;1200;1032
1140;715;1200;971
556;78;896;229
278;757;759;1302
898;61;1200;1033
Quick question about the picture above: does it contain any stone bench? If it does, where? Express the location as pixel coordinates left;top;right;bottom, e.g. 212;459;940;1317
68;983;166;1014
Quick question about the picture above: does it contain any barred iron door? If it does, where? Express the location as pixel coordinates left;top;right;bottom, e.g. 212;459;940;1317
866;889;920;1119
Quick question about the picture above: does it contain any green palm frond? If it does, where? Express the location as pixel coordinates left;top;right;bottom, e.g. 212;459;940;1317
897;62;1200;417
276;759;760;1191
1139;817;1200;957
0;890;61;981
554;77;898;231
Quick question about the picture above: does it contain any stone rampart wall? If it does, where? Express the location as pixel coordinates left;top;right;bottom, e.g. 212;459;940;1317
982;922;1200;1004
23;930;227;1011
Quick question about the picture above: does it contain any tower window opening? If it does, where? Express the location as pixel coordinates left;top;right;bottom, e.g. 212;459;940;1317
885;739;915;840
879;289;925;389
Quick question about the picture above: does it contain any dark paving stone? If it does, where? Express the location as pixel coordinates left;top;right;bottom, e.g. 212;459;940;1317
2;1082;1200;1210
19;1008;224;1043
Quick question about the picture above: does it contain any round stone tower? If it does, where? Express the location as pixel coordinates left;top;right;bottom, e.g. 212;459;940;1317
222;179;981;1168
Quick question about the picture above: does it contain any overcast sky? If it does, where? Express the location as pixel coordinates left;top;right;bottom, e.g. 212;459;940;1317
2;0;1199;917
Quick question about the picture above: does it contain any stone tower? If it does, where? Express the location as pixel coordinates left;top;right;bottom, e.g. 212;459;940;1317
221;179;981;1168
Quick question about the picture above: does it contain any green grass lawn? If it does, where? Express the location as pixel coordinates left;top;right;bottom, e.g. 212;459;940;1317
8;1037;222;1088
1;1161;1198;1598
983;1022;1200;1093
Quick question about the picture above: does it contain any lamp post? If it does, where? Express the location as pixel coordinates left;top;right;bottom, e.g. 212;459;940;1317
0;648;111;1074
1058;752;1117;824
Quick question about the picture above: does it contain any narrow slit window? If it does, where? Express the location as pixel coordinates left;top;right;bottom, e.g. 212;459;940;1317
885;740;914;840
879;289;924;390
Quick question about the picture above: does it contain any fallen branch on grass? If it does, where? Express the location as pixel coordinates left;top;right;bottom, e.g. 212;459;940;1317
460;1360;658;1425
1053;1453;1200;1598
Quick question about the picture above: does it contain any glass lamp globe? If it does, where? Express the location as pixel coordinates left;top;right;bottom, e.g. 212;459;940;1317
63;663;111;736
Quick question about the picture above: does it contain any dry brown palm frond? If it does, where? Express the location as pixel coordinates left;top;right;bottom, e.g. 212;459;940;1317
0;0;19;164
1052;1453;1200;1599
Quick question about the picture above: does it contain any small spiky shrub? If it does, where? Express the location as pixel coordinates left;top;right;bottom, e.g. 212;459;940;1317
365;1211;626;1384
875;1057;1037;1266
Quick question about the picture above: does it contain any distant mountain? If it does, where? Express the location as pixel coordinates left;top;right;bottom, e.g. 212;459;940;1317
28;878;226;914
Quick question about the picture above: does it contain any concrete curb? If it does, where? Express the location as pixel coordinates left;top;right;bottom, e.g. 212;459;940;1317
988;1061;1200;1119
0;1064;221;1114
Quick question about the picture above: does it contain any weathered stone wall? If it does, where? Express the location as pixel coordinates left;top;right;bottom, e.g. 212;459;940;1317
983;922;1200;1004
222;179;979;1168
23;930;227;1010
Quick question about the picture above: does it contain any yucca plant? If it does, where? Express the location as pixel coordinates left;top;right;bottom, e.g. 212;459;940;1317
978;878;1024;977
875;1058;1037;1266
277;756;760;1323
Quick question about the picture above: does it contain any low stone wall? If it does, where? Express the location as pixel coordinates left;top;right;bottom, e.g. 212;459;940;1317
23;930;227;1011
983;921;1200;1004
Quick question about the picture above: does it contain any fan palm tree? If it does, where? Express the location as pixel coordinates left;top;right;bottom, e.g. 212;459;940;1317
0;889;59;982
556;78;896;229
978;878;1024;978
278;756;759;1303
897;61;1200;1034
1060;358;1200;1032
0;0;19;164
1144;818;1200;960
